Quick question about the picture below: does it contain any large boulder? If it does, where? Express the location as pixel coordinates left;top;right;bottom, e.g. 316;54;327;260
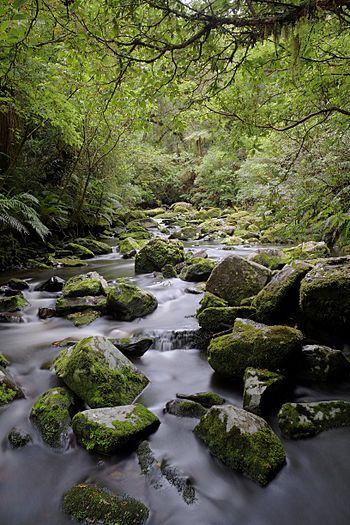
63;484;149;525
72;404;159;454
243;368;285;415
208;318;303;379
54;336;149;408
206;255;271;305
75;238;112;255
0;367;24;406
194;405;285;485
135;238;184;274
254;262;310;324
297;345;350;382
299;262;350;341
278;400;350;439
30;387;74;448
62;272;108;298
106;282;158;321
55;295;107;316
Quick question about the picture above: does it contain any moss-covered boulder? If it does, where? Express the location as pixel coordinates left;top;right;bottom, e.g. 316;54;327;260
30;387;74;448
170;225;200;241
118;237;141;254
55;295;107;316
243;368;285;415
8;427;32;448
299;262;350;341
208;318;303;379
66;242;95;259
197;306;256;333
165;399;207;418
75;238;112;255
176;391;225;408
54;336;149;408
0;294;28;313
254;262;311;324
179;258;216;282
135;238;184;274
162;263;178;278
297;345;350;382
63;483;149;525
62;272;108;298
283;241;330;261
72;404;160;454
0;367;24;406
194;405;285;485
106;282;157;321
278;400;350;439
196;291;228;316
248;250;289;270
8;278;29;290
206;255;271;306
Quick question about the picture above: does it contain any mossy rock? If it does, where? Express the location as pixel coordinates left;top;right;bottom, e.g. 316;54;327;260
165;399;207;418
7;278;29;290
176;391;225;408
243;368;285;415
51;258;88;267
75;238;112;255
248;251;288;270
283;241;330;261
0;367;24;406
37;276;65;292
8;427;32;448
146;207;166;217
118;237;141;254
196;291;228;316
194;405;286;485
208;318;303;379
197;306;256;333
30;387;74;448
72;403;160;454
299;262;350;341
0;294;28;313
56;295;107;316
119;228;151;241
66;243;95;259
135;238;184;274
0;353;9;367
106;282;158;321
206;255;271;306
63;483;149;525
297;345;350;382
162;263;178;278
66;309;101;327
254;262;311;324
278;400;350;439
170;225;200;241
179;258;216;282
54;336;149;408
62;272;108;298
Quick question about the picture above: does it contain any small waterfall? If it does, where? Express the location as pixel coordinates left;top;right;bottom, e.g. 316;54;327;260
138;328;206;351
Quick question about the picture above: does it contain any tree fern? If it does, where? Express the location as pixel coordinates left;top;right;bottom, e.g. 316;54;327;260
0;192;49;240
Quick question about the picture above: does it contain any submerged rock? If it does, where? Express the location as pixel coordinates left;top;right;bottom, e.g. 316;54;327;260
194;404;285;485
176;391;225;408
63;483;149;525
135;238;184;273
30;387;74;448
243;368;285;415
208;318;303;379
298;345;350;382
72;404;160;454
62;272;108;298
0;367;24;406
37;276;65;292
106;282;157;321
54;336;149;407
165;399;207;418
206;255;271;305
278;400;350;438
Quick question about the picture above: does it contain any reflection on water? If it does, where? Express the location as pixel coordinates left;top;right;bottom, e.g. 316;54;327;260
0;242;349;525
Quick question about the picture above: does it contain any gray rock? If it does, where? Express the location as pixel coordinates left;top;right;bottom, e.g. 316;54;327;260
243;368;285;415
165;399;207;418
298;345;350;382
113;337;153;357
37;276;65;292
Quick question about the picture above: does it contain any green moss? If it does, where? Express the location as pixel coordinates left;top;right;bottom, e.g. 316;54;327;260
62;273;107;298
63;483;149;525
248;252;288;270
0;385;17;405
165;399;207;418
0;294;27;313
56;295;107;316
0;353;9;367
66;309;100;327
30;387;74;448
196;292;228;316
162;264;178;278
54;336;149;408
135;238;184;274
8;278;29;290
176;391;224;408
118;237;141;254
52;258;87;267
72;404;160;454
197;306;256;332
179;258;216;282
8;428;32;448
75;238;112;255
194;405;285;486
106;282;158;321
66;242;95;259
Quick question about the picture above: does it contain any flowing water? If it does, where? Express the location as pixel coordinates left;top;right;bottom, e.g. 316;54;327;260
0;241;350;525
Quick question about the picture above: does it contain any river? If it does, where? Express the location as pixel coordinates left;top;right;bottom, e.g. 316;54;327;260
0;240;349;525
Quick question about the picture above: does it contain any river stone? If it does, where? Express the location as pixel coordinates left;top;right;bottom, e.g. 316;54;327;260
0;294;28;313
196;291;228;316
297;345;350;382
66;242;95;259
62;272;108;298
55;295;107;316
165;399;207;418
299;262;350;340
283;241;330;260
72;404;160;454
8;427;32;448
206;255;271;305
63;483;149;525
38;307;56;319
66;309;101;327
197;306;256;333
243;368;285;415
106;282;158;321
278;400;350;439
118;237;142;254
254;262;311;324
0;367;24;405
248;249;288;270
135;238;184;274
113;337;153;357
54;336;149;408
176;391;225;408
30;387;74;448
194;405;286;485
75;237;112;255
179;258;216;282
208;318;303;379
8;278;29;290
0;353;9;367
37;276;65;292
